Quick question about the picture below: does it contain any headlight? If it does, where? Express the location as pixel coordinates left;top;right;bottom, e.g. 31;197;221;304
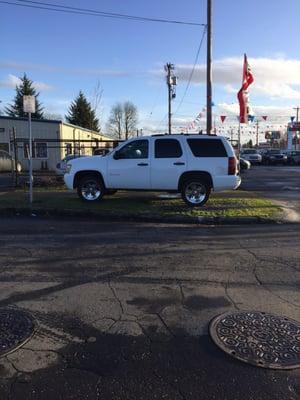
65;164;72;174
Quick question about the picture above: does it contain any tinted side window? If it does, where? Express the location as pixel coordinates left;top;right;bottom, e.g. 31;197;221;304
187;139;227;157
155;139;182;158
0;151;10;160
118;140;148;159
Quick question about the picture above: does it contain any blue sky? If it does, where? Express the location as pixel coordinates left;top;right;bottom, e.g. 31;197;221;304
1;0;300;135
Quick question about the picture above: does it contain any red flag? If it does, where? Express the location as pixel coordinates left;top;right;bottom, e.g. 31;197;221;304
237;54;254;123
262;116;267;121
220;115;226;123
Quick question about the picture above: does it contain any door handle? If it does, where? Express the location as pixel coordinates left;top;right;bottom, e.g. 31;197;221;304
173;162;185;165
137;163;148;166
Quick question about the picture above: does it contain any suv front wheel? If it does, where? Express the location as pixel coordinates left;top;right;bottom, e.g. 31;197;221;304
77;174;104;202
181;179;211;207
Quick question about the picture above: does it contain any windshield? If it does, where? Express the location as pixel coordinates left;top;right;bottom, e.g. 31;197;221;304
242;150;257;154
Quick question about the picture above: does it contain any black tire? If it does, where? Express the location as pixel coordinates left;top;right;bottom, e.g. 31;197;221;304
77;174;104;202
181;179;211;207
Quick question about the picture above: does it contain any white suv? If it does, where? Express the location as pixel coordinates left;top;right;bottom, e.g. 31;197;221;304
64;134;241;207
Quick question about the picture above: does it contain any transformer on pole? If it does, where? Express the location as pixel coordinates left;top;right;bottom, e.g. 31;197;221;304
165;63;177;134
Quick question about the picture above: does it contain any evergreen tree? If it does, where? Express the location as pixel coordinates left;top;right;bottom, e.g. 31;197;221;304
5;73;44;119
66;91;99;131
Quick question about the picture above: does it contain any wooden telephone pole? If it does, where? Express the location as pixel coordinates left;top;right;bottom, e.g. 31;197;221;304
206;0;212;134
165;63;177;134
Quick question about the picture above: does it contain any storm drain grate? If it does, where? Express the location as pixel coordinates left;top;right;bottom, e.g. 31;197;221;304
0;309;35;357
209;311;300;370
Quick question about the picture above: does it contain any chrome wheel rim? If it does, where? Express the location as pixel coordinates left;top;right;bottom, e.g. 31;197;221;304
185;182;206;204
81;180;101;201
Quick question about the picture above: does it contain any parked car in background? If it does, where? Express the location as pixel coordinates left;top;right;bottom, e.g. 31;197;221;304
64;134;241;207
239;157;251;171
56;154;86;175
262;149;288;165
286;150;300;165
0;150;22;173
240;148;262;164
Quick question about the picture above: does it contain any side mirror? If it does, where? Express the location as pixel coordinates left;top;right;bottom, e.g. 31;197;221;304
113;150;120;160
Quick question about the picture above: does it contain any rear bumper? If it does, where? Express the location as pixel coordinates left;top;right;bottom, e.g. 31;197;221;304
213;175;241;192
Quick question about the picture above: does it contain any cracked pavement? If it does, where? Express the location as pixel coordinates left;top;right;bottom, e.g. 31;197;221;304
0;217;299;399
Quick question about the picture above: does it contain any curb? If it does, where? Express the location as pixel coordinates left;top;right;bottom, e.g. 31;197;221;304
0;207;285;225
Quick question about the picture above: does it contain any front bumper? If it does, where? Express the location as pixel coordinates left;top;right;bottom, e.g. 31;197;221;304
64;173;74;189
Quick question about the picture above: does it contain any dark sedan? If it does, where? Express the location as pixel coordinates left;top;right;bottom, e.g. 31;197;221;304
286;150;300;165
262;150;288;165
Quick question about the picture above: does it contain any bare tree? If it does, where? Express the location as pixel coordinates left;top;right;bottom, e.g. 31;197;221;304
108;101;138;140
124;101;138;140
91;81;104;130
108;103;123;139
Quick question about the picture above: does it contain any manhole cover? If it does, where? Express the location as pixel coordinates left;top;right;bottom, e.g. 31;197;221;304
0;309;35;357
209;311;300;370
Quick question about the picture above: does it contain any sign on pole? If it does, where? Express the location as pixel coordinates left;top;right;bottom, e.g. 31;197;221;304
23;96;36;114
23;96;35;205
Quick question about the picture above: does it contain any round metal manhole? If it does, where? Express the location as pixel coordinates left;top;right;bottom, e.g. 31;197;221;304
0;309;35;357
209;311;300;370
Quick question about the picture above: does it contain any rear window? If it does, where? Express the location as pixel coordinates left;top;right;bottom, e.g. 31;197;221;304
187;139;227;157
155;139;182;158
269;150;281;154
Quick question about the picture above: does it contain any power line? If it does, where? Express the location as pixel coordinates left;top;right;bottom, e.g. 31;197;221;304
0;0;205;26
173;26;207;116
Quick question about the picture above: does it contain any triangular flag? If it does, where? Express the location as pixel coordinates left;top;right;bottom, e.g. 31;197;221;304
220;115;226;123
291;116;295;122
262;116;267;121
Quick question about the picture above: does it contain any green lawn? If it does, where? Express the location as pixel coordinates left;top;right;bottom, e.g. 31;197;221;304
0;189;282;219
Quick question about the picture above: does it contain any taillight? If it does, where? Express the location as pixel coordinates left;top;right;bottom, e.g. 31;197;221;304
228;157;236;175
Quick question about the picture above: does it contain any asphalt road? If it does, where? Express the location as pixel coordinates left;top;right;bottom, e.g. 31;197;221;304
241;165;300;194
241;165;300;220
0;218;299;400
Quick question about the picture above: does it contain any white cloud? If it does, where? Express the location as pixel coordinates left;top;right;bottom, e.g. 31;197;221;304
161;57;300;100
0;74;22;88
0;61;130;77
33;80;52;91
0;74;52;90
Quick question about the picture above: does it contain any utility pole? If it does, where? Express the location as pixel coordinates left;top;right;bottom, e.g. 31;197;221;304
206;0;212;134
293;106;300;122
12;127;19;187
23;96;35;205
165;63;177;134
256;120;259;147
292;107;299;150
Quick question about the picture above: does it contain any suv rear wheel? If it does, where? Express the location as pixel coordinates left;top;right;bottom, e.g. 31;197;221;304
181;179;210;207
77;174;104;202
